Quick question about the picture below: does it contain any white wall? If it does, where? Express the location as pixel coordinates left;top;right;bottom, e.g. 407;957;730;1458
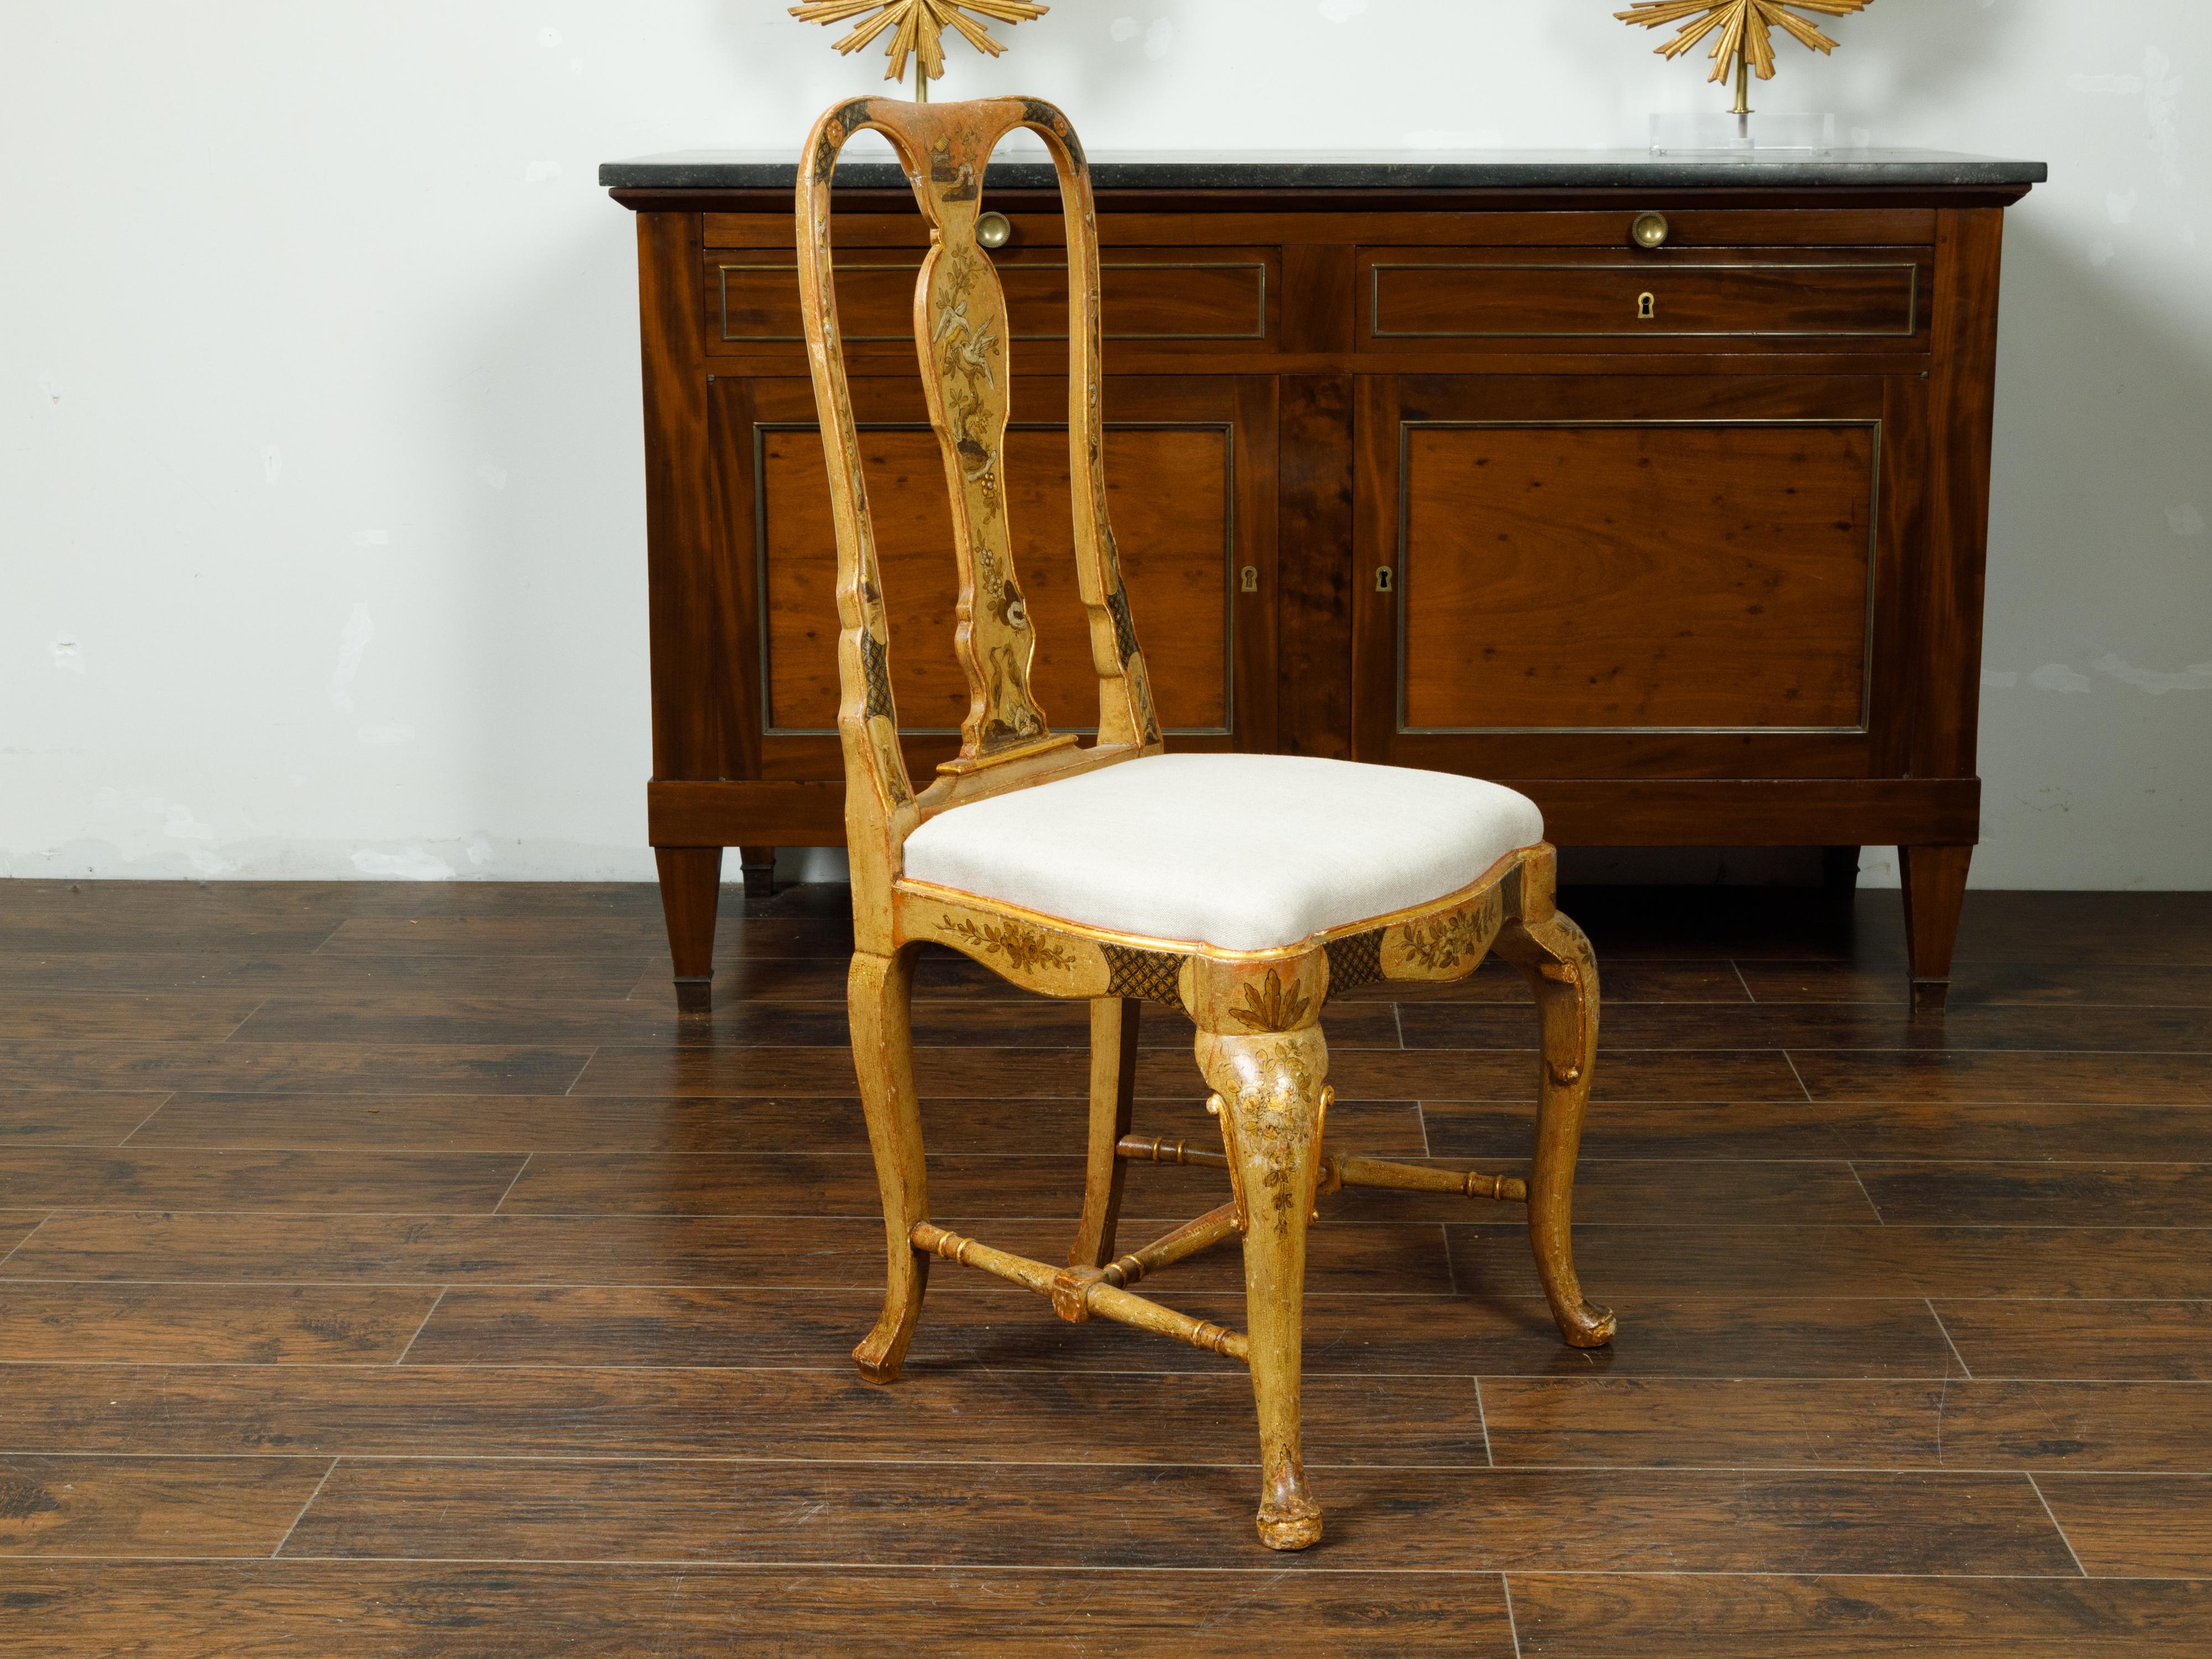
3;1;2205;887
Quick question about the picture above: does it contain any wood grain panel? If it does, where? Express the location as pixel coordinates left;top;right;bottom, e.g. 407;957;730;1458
1788;1051;2212;1106
0;1042;593;1098
494;1150;1876;1226
0;1455;331;1558
565;1041;1811;1102
1428;1099;2212;1166
1508;1574;2212;1657
121;1091;1425;1157
1368;252;1922;342
761;422;1232;734
2036;1474;2212;1578
223;991;1394;1052
1859;1164;2212;1228
0;1284;440;1364
2;1211;1454;1293
0;993;268;1042
0;1149;528;1213
1405;1001;2212;1053
1935;1301;2212;1382
0;1365;1485;1467
0;1562;1520;1657
1399;421;1876;731
1479;1376;2212;1471
283;1458;2078;1574
408;1286;1957;1380
1742;961;2212;1006
0;1094;172;1147
1448;1223;2212;1302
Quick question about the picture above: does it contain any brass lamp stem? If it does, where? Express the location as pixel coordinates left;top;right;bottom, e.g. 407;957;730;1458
915;51;928;101
1731;53;1751;117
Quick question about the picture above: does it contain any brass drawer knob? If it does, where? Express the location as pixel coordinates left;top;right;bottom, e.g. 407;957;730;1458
977;211;1013;250
1630;211;1670;249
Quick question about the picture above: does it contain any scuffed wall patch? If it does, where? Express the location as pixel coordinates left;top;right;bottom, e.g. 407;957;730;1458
2068;46;2185;186
352;847;457;880
2094;653;2212;694
2029;662;2095;692
330;603;373;712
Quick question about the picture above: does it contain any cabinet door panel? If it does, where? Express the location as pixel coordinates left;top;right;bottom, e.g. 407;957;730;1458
1354;375;1909;781
1400;421;1875;732
730;375;1275;778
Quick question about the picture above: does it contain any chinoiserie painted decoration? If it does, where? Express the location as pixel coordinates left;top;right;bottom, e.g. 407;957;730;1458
1616;0;1872;114
790;0;1048;100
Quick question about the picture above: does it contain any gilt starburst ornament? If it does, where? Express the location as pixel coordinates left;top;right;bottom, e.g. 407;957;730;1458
790;0;1048;100
1616;0;1871;113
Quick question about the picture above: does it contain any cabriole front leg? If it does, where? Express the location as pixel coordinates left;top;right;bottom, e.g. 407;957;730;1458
1192;952;1329;1552
849;943;930;1383
1495;903;1617;1350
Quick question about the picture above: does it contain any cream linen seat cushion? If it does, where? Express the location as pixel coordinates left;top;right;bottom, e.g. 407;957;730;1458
901;752;1544;953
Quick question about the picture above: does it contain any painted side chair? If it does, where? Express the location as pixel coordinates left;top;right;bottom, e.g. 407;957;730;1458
796;94;1616;1552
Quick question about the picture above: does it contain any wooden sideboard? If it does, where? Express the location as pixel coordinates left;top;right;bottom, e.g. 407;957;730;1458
603;148;2044;1011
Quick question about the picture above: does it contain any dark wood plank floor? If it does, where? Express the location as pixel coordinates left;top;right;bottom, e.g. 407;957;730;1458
2;878;2209;1656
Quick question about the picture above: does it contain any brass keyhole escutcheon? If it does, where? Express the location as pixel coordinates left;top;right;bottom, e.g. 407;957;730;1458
1240;566;1259;593
977;211;1013;250
1637;291;1657;321
1375;566;1394;593
1630;211;1670;249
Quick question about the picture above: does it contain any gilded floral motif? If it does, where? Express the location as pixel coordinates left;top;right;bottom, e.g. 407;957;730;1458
1230;968;1313;1034
946;915;1074;973
1400;909;1481;972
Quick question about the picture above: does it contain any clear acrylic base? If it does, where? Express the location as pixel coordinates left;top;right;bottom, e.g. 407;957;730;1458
1649;111;1854;155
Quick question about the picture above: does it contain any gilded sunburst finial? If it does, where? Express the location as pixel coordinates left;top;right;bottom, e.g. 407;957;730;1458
1616;1;1871;113
790;0;1049;98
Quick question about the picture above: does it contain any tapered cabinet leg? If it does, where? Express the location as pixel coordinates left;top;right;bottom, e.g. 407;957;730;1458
1070;997;1140;1270
738;846;778;901
1901;844;1973;1015
849;944;929;1384
1495;902;1617;1351
1192;952;1329;1552
653;847;722;1014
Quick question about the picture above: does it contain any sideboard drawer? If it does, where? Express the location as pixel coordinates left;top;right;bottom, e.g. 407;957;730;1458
1361;249;1927;348
709;246;1278;352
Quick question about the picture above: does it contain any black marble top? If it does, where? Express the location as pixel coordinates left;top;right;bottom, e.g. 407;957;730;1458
601;147;2046;192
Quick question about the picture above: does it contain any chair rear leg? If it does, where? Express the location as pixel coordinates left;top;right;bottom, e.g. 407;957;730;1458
850;943;930;1383
1193;953;1330;1552
1070;997;1140;1269
1496;906;1617;1350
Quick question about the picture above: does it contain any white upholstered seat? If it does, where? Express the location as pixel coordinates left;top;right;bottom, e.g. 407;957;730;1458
902;752;1544;953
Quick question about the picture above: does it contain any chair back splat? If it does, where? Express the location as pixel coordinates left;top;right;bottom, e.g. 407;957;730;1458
795;96;1164;933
